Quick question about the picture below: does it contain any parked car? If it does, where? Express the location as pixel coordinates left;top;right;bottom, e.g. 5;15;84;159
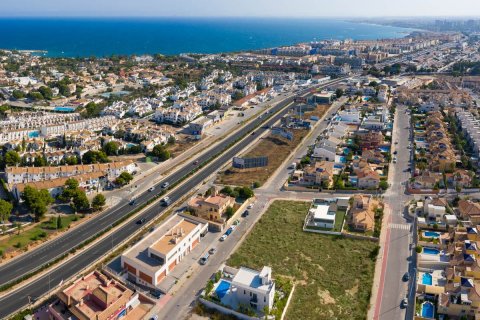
136;218;146;225
161;182;170;188
209;247;217;254
242;210;249;217
230;225;236;231
225;228;233;236
219;234;227;241
403;272;410;281
247;203;254;209
193;160;199;165
393;150;398;155
401;298;408;308
148;186;155;192
129;199;136;206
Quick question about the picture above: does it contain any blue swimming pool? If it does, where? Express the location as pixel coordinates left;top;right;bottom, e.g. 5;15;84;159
378;146;390;153
415;137;425;142
338;156;346;163
423;248;440;255
54;106;76;112
421;302;434;318
424;231;440;238
215;280;230;299
422;273;433;285
28;131;39;138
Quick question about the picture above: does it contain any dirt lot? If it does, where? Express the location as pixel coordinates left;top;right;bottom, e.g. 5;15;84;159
216;104;329;187
216;129;309;187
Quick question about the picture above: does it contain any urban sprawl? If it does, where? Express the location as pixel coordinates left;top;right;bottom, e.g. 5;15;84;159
1;26;480;320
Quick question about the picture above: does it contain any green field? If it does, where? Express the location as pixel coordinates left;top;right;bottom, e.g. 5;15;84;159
228;201;378;320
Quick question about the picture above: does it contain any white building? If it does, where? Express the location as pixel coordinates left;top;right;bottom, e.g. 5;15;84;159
121;214;208;290
308;203;336;229
230;266;275;312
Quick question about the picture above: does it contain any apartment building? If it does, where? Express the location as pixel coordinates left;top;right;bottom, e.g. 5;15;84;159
5;160;135;185
121;214;208;290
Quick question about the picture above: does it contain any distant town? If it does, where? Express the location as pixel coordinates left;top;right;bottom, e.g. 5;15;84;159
1;22;480;320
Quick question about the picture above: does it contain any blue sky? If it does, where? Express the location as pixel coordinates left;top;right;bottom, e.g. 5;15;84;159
2;0;480;17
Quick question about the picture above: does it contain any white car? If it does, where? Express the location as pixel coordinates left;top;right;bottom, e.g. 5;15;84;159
219;235;227;241
247;204;254;209
148;187;155;192
230;225;237;231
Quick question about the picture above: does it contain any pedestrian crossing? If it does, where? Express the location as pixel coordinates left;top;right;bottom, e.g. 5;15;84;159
389;223;411;231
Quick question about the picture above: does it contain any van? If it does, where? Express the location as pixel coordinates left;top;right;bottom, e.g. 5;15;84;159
199;253;210;265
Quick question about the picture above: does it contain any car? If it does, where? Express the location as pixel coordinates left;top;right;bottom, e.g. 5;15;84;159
230;225;236;231
251;132;255;135
393;150;398;155
219;234;227;241
225;228;233;236
161;182;170;188
395;141;398;144
403;272;410;281
199;253;210;265
161;197;171;206
193;160;199;165
129;199;136;206
401;298;408;308
148;186;155;192
209;247;217;254
242;210;249;217
247;203;254;209
136;218;146;225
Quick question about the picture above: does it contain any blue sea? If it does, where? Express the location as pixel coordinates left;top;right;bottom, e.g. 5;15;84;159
0;18;413;57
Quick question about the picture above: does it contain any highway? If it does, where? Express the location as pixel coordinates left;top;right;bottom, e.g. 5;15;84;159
0;78;345;318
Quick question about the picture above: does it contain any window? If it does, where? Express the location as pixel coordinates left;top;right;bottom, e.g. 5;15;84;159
264;297;266;302
244;290;246;295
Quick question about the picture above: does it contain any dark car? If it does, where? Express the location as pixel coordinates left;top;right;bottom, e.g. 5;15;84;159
129;199;136;206
393;150;398;155
242;210;249;217
403;272;410;281
251;132;255;135
136;218;146;225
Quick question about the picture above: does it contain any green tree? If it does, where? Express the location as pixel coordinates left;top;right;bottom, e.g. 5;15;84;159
0;199;13;223
102;141;119;156
225;206;234;220
151;144;171;161
56;215;63;230
38;86;53;100
12;90;25;100
115;171;133;186
65;156;78;165
72;190;90;212
22;186;54;221
82;150;109;164
235;186;254;199
91;193;106;211
335;88;344;98
34;156;47;167
27;91;44;101
4;150;21;166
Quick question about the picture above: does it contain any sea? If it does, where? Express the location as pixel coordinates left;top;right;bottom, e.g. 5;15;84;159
0;17;413;57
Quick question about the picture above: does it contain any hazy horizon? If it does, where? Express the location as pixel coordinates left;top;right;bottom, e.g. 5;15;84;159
2;0;480;18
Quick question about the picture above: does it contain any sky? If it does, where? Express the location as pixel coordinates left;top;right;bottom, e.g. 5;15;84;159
1;0;480;18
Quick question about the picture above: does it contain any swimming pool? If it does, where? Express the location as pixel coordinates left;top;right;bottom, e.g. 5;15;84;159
215;280;230;299
421;302;434;318
424;231;440;238
422;273;433;285
338;156;346;163
378;146;390;153
28;131;39;138
415;137;425;142
423;247;440;255
54;106;76;112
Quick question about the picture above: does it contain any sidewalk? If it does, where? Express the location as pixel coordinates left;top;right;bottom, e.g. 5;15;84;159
368;204;392;320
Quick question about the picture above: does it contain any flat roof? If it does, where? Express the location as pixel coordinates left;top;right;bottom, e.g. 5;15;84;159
311;204;335;222
232;267;273;293
122;214;203;273
151;219;198;255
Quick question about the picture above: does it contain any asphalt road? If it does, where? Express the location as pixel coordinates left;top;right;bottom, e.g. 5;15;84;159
378;104;415;320
0;78;345;318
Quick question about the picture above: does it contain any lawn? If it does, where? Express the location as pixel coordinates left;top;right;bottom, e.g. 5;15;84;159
0;214;82;257
333;209;347;232
217;129;309;187
227;201;378;320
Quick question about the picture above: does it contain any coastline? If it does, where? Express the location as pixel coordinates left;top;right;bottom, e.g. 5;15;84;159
0;17;413;58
